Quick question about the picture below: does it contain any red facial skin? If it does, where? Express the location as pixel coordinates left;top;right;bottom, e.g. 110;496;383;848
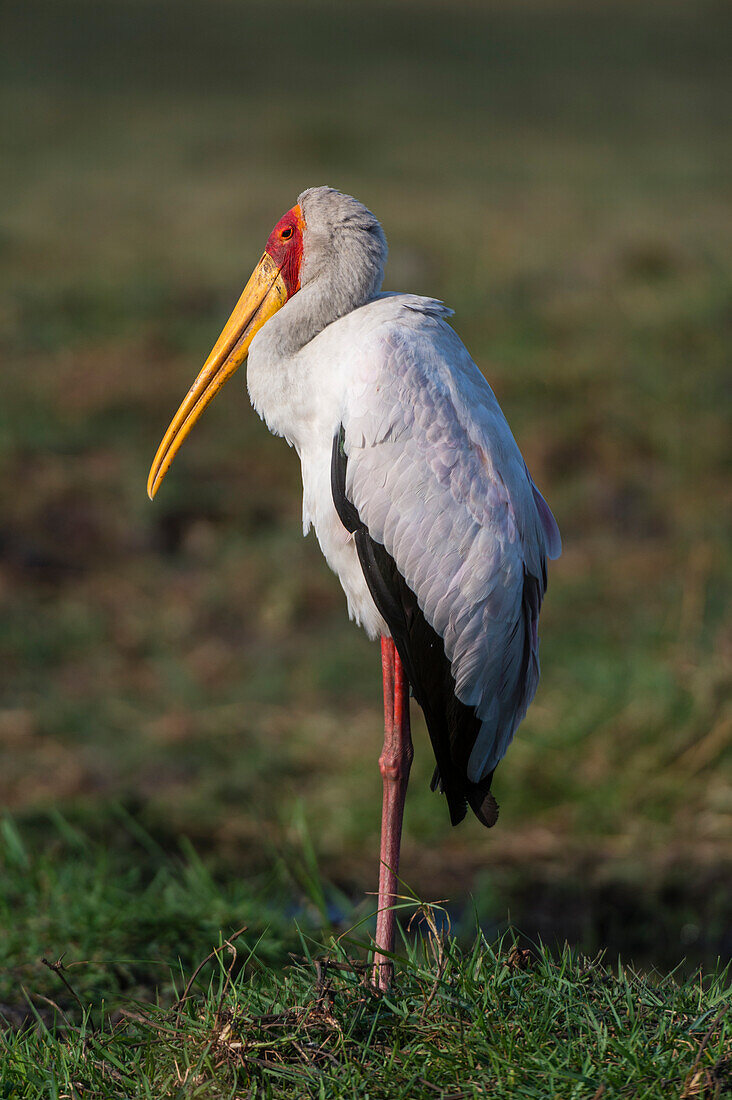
265;204;305;298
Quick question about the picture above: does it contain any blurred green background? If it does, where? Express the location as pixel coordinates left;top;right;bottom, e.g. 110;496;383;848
1;0;730;967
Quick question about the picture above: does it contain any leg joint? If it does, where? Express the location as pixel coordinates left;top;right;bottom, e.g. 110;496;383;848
379;745;414;782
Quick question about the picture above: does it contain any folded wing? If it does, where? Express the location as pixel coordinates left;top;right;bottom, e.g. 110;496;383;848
340;297;560;819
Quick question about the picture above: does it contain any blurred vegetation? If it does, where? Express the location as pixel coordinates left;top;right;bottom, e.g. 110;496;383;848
0;0;730;972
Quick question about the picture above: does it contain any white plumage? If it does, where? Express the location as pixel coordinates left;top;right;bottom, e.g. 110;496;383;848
150;183;560;813
148;185;562;983
248;281;560;782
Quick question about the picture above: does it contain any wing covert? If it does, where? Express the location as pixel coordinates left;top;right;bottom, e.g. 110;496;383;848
342;303;559;782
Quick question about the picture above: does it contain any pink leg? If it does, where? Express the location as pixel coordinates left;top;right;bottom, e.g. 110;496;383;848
373;636;413;990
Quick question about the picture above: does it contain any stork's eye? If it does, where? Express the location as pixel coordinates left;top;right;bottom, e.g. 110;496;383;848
281;226;293;240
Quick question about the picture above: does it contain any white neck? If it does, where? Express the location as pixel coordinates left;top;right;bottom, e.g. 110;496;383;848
245;276;349;453
245;190;388;452
246;269;382;450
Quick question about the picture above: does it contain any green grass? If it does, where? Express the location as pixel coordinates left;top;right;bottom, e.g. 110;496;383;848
1;819;730;1098
6;944;730;1099
0;815;306;1014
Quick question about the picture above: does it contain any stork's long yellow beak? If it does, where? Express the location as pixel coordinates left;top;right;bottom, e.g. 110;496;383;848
147;252;288;499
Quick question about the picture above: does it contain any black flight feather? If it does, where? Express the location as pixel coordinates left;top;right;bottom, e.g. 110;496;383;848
331;427;498;829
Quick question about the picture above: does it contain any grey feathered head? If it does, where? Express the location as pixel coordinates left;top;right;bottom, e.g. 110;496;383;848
298;187;388;317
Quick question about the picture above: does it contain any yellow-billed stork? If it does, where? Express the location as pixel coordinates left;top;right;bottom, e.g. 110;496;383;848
147;187;561;988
